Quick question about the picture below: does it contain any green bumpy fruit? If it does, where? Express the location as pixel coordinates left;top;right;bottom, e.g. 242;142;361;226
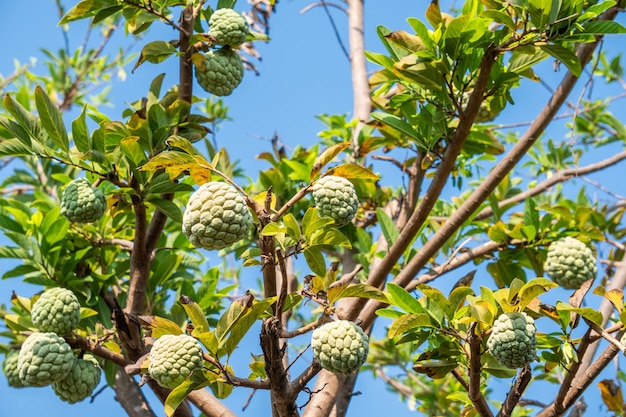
544;236;597;289
3;350;25;388
31;287;81;335
311;320;369;375
312;176;359;227
194;47;244;96
487;312;537;369
182;181;253;251
52;354;102;403
18;332;74;386
60;177;106;223
208;8;249;47
148;334;204;389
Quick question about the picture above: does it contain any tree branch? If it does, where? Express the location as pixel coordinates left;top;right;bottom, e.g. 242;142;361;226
113;368;157;417
472;151;626;221
497;366;532;417
468;323;494;417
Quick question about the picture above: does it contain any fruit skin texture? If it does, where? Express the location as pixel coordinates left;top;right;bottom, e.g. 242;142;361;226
52;354;102;403
544;236;597;289
194;47;244;96
31;287;81;335
311;320;369;375
60;177;106;223
148;334;204;389
17;332;74;386
3;350;25;388
182;181;253;251
208;8;249;47
312;176;359;227
487;312;537;369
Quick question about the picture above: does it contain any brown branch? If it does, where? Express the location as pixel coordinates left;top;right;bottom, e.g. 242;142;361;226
468;323;494;417
66;334;130;367
346;0;371;157
125;175;149;318
113;368;157;417
291;361;323;393
472;151;626;221
406;240;504;291
276;249;289;318
272;183;314;222
187;390;238;417
552;328;593;409
280;316;330;339
497;366;532;417
375;368;413;397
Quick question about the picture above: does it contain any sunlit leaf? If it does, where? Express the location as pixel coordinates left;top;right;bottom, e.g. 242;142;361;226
311;142;350;180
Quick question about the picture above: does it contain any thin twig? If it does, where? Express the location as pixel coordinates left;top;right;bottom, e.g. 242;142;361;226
300;2;350;60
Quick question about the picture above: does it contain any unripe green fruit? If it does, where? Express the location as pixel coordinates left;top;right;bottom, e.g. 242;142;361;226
487;312;537;369
544;237;597;289
311;320;369;375
31;287;81;335
194;47;244;96
18;332;74;386
52;354;102;404
182;181;253;251
3;350;25;388
148;334;204;389
208;8;249;47
312;176;359;227
60;177;106;223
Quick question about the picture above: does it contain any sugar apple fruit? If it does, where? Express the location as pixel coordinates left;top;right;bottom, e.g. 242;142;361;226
208;8;249;47
486;312;537;369
148;334;204;389
193;47;244;96
31;287;81;335
182;181;253;251
52;354;101;403
3;350;25;388
311;320;369;375
312;176;359;227
18;332;74;386
544;236;597;289
60;177;106;223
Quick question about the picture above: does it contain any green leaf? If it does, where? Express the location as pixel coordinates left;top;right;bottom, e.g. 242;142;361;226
385;283;424;314
140;315;183;338
133;41;177;72
556;301;603;327
518;278;558;310
35;86;69;153
540;44;582;77
146;197;183;223
371;112;425;147
376;208;399;247
59;0;120;24
71;106;90;153
388;313;432;338
261;222;287;237
328;283;388;303
528;0;555;28
180;295;211;335
217;0;237;8
383;30;427;53
3;93;40;145
324;163;379;180
283;213;301;240
481;10;516;30
581;20;626;35
309;229;352;247
304;247;326;277
164;377;208;417
220;298;276;357
508;48;549;74
311;142;350;180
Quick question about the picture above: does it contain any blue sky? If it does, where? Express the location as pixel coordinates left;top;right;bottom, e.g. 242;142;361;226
1;1;626;416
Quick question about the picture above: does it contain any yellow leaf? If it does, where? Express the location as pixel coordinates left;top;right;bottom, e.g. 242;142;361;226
598;379;625;414
426;0;442;27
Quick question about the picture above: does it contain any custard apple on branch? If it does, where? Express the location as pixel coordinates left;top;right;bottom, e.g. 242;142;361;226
182;181;253;251
486;312;537;369
208;8;249;47
148;334;204;389
311;176;359;227
31;287;81;335
60;177;106;223
543;236;597;289
52;354;102;403
3;350;25;388
311;320;369;375
17;332;74;386
193;47;244;96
